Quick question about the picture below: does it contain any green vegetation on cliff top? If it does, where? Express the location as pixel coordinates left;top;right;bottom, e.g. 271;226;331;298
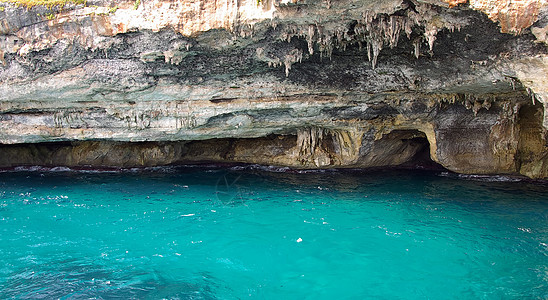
0;0;85;8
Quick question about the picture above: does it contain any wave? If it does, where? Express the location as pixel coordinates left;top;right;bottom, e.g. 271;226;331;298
227;164;344;174
0;165;180;174
438;172;524;182
0;165;541;183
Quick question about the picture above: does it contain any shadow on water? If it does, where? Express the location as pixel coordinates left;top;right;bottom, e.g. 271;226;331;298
1;165;546;201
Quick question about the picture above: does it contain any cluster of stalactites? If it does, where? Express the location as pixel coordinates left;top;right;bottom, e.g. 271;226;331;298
435;93;495;115
353;11;417;69
297;127;326;158
256;47;303;77
276;5;463;70
295;126;362;167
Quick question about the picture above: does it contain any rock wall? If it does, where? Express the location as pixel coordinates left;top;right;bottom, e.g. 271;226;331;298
0;0;547;178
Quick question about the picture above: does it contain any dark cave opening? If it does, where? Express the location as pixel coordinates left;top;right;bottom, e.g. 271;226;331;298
363;129;445;171
403;135;443;170
0;130;446;171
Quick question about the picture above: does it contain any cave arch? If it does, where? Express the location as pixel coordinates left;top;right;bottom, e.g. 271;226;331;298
517;102;548;178
357;129;443;170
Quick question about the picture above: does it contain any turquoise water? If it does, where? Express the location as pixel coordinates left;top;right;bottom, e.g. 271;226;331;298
0;166;547;299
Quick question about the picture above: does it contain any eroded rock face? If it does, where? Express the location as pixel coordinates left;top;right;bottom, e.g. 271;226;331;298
0;0;547;178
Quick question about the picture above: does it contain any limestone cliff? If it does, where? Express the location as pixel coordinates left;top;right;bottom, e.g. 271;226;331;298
0;0;547;178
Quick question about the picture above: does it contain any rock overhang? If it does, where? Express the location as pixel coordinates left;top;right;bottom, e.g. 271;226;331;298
0;0;546;178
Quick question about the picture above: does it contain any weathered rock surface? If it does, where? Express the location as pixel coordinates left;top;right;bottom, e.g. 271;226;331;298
0;0;547;178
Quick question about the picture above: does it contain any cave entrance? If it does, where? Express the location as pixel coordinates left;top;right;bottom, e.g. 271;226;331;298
371;129;444;170
516;101;548;177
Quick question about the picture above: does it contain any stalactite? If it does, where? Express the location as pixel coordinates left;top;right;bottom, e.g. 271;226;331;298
424;25;438;52
296;127;361;167
473;101;482;115
386;16;402;48
370;39;382;69
284;49;302;76
297;127;325;158
464;94;474;110
482;97;493;110
297;127;328;167
271;2;459;71
453;94;496;115
366;39;371;62
307;24;315;55
413;38;421;58
526;87;537;104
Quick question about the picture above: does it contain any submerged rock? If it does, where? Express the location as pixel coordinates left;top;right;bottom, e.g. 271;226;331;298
0;0;546;178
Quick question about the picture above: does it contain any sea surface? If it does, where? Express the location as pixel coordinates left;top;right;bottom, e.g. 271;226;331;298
0;166;547;299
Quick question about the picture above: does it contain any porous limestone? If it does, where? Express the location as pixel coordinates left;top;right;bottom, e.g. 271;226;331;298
0;0;547;178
